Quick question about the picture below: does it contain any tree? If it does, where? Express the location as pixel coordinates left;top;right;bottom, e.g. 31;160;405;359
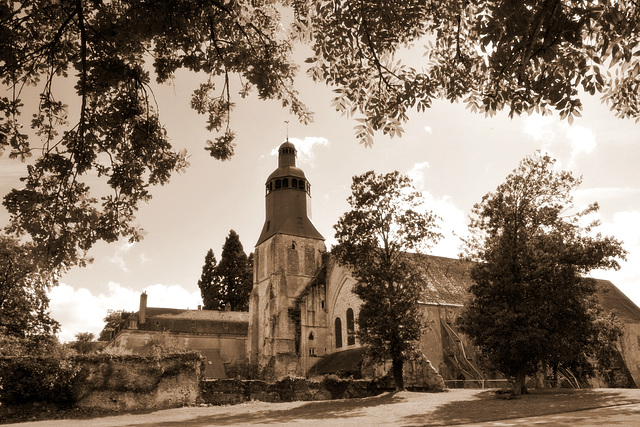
197;230;253;311
0;235;59;342
459;152;626;394
333;171;441;390
309;1;640;145
198;248;224;310
69;331;95;354
216;230;253;311
0;0;310;273
98;309;132;341
2;1;638;274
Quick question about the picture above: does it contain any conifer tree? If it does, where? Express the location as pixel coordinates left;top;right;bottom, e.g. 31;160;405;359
197;231;253;311
197;249;225;310
217;230;253;311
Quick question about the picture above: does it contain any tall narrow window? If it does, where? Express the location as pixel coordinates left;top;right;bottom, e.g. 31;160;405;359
346;308;355;346
335;317;343;348
275;179;281;189
283;178;289;188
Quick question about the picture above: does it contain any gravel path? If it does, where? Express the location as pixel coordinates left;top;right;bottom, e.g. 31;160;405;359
12;388;640;427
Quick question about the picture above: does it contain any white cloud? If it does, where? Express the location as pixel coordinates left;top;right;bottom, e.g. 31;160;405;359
48;282;202;343
271;136;330;167
139;252;150;265
523;114;598;167
565;125;596;157
523;114;556;144
107;241;135;272
422;192;468;258
407;161;430;189
574;187;640;204
407;190;467;258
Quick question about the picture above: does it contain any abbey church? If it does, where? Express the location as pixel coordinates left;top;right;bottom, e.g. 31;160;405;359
108;141;640;388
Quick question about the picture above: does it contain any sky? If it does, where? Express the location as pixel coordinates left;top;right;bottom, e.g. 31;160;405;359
1;58;639;343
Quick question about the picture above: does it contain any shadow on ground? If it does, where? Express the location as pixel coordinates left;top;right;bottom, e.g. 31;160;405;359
403;388;640;426
124;392;404;426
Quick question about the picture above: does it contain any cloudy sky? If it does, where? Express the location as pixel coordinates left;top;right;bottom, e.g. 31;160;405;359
1;61;639;343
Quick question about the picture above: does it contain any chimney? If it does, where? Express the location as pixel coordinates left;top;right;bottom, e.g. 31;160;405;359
139;291;147;325
198;304;202;310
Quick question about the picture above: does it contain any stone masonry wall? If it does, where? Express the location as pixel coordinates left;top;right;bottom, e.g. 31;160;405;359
200;376;387;405
74;353;204;412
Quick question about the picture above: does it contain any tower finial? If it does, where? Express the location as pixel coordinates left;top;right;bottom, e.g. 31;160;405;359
285;120;289;141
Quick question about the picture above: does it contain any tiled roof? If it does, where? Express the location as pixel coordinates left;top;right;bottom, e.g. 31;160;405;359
142;308;249;322
413;254;475;306
308;347;366;377
594;279;640;323
413;254;640;323
127;308;249;335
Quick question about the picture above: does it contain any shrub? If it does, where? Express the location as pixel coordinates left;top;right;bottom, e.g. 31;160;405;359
225;361;263;380
0;357;85;406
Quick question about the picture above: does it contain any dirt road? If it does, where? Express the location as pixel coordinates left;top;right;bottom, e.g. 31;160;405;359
11;388;640;426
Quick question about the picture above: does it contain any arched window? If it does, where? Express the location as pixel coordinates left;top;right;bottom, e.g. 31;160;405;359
298;179;305;190
283;178;289;188
292;179;298;189
309;332;314;341
275;179;281;189
347;308;355;346
335;318;343;348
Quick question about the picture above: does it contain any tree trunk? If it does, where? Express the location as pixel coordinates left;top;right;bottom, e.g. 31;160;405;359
392;357;404;391
513;370;527;395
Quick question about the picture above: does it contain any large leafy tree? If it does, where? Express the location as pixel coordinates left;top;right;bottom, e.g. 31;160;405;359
0;0;310;273
198;230;252;311
2;0;639;274
69;331;95;354
97;309;132;341
333;171;441;390
459;152;627;394
310;0;640;145
0;235;59;342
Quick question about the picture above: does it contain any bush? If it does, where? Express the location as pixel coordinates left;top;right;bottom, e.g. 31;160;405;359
225;361;263;380
0;357;85;407
321;375;350;399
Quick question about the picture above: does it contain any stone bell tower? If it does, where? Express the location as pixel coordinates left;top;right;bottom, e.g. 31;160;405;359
248;140;325;379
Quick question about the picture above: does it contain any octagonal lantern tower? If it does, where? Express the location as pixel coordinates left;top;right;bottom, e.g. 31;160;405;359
249;140;326;379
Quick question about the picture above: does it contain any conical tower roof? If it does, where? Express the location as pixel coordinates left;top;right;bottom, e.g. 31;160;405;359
256;141;324;246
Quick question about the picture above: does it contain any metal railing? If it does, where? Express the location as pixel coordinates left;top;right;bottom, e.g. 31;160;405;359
444;379;511;389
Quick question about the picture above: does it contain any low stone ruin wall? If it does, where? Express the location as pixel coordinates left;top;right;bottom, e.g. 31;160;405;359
200;376;397;405
74;353;204;411
0;353;205;416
